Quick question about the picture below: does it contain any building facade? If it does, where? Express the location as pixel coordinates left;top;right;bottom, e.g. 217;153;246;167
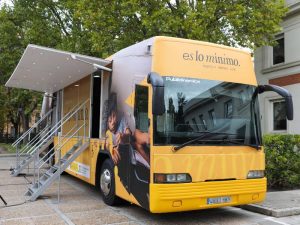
255;0;300;134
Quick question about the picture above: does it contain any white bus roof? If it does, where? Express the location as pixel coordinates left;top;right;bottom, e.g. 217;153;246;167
5;44;111;93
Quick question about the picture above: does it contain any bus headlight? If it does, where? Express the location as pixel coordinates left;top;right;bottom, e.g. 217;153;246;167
154;173;192;183
247;170;264;179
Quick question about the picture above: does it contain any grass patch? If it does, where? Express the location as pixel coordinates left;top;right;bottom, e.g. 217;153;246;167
0;142;16;153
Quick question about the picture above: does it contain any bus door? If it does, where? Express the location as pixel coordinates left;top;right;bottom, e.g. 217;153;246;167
118;84;150;209
91;72;102;138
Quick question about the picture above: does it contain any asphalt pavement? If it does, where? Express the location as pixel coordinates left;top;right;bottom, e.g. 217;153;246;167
1;155;300;225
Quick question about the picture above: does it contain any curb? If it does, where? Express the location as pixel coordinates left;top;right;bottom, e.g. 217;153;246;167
0;154;16;157
241;204;300;218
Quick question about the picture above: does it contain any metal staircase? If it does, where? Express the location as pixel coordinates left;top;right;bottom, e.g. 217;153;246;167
11;108;55;176
25;139;89;201
25;99;90;201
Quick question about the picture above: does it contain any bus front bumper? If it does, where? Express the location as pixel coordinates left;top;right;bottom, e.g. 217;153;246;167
149;178;266;213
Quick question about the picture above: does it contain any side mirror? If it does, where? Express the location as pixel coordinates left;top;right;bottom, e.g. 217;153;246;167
147;72;165;115
256;84;293;120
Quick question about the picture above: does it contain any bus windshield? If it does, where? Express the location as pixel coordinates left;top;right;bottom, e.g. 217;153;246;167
153;76;261;147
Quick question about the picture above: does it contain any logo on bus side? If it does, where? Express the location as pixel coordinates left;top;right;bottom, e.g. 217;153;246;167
166;77;201;84
183;51;240;67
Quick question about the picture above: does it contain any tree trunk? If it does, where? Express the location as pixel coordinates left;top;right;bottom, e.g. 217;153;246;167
11;122;19;141
20;110;30;143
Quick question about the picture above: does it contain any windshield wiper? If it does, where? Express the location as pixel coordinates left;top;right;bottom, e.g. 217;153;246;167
219;138;260;149
173;131;236;151
173;136;260;151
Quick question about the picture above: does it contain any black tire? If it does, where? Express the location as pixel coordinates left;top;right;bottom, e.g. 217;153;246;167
99;159;120;205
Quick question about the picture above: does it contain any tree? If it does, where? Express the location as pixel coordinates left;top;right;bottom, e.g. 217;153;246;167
75;0;287;57
0;85;7;133
0;0;287;136
0;2;60;137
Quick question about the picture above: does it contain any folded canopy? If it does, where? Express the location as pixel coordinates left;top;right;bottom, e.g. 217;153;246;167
5;44;111;93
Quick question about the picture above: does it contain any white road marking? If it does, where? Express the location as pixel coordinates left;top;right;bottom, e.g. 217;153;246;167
264;217;291;225
44;199;75;225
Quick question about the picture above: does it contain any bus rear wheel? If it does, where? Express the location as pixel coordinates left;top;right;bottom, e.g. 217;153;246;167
99;159;120;205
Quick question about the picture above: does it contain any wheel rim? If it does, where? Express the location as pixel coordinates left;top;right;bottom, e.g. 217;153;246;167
100;169;111;196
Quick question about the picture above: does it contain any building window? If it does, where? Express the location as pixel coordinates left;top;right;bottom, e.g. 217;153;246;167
273;100;287;131
224;100;233;118
273;35;285;65
239;90;246;105
209;109;217;127
134;85;149;132
199;114;207;130
191;118;199;131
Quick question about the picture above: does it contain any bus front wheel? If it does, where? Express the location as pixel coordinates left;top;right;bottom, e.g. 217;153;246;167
99;159;120;205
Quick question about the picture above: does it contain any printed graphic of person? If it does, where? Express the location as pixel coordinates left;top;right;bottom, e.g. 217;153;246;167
131;127;150;167
104;93;150;168
104;92;150;209
104;98;131;165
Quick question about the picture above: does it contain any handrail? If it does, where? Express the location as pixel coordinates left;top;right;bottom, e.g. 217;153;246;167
26;99;89;157
12;107;55;147
35;100;89;190
38;123;78;165
14;108;54;169
18;123;52;156
36;125;85;190
13;99;88;173
56;100;85;126
21;122;57;156
26;97;89;201
38;124;84;170
14;99;82;148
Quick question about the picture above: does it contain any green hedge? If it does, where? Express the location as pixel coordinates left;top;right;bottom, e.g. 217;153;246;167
263;134;300;189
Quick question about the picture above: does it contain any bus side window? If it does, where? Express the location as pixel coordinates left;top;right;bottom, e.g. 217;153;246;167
134;85;149;132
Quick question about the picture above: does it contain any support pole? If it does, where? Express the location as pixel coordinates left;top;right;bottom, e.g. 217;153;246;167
58;149;61;204
83;103;86;142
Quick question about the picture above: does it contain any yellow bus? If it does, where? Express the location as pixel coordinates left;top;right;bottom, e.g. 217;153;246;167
6;36;293;213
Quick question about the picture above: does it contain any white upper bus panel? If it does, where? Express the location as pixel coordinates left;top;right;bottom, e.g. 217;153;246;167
5;44;111;93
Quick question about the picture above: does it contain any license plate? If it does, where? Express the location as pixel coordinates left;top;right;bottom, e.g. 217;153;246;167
207;196;231;205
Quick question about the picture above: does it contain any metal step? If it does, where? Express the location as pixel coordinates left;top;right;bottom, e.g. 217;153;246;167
41;173;51;182
61;143;80;159
33;181;43;189
49;165;59;173
25;187;33;196
59;158;67;164
63;152;72;158
26;141;89;201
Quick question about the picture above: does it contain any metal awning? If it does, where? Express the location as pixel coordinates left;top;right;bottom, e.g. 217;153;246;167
5;44;111;93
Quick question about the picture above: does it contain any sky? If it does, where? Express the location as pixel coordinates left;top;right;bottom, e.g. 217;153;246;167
0;0;12;7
